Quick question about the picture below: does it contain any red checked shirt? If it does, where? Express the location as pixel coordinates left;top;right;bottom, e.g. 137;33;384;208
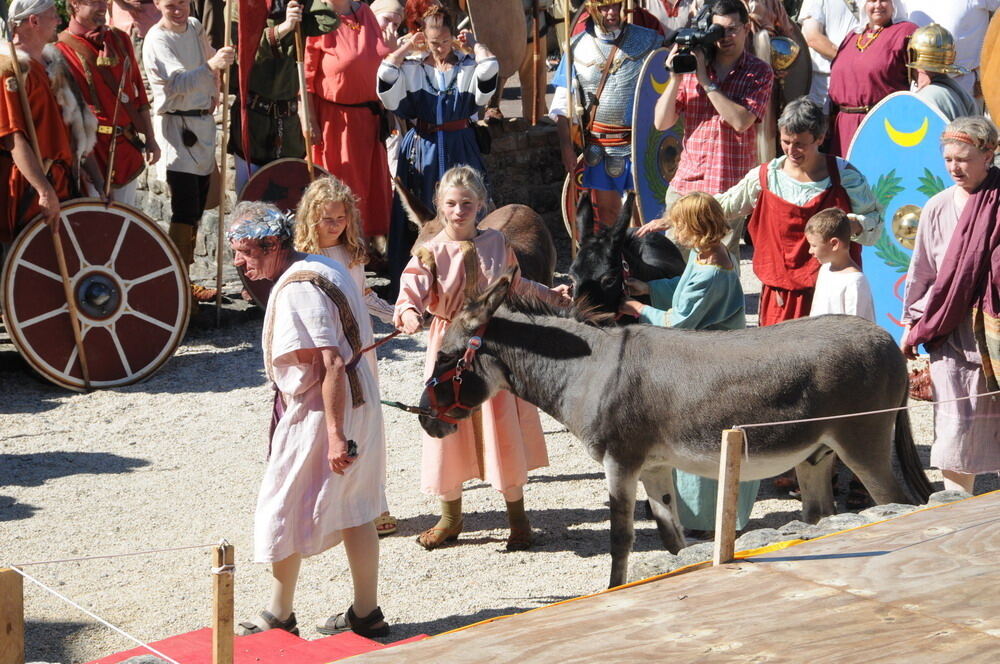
669;51;774;196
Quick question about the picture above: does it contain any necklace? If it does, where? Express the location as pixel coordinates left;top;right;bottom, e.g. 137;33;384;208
338;2;361;31
855;25;883;52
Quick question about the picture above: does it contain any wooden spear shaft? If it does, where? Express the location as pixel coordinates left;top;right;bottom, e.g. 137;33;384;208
216;0;235;326
103;57;132;201
294;28;315;181
5;37;92;388
562;0;579;259
530;0;541;126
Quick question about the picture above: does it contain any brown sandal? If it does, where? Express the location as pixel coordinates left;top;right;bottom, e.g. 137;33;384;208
506;528;533;551
416;520;463;550
317;605;389;638
237;610;298;636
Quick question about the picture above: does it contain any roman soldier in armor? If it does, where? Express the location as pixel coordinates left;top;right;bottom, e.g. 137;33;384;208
550;0;662;225
57;0;160;206
1;0;102;243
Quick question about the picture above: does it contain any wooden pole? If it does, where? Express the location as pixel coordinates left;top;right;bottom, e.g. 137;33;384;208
5;38;91;388
562;0;579;259
212;542;234;664
103;57;132;201
530;0;541;126
216;0;235;326
0;569;25;664
712;428;745;566
294;28;315;181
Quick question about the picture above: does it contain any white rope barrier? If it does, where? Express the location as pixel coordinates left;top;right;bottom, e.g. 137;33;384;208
12;542;219;567
9;566;183;664
734;389;1000;431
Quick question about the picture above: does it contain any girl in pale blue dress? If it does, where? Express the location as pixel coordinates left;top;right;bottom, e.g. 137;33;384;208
620;192;759;538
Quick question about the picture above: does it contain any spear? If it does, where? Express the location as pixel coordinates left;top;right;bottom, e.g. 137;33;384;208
562;0;580;258
3;9;92;388
530;0;540;125
294;25;315;181
103;56;132;202
216;0;235;326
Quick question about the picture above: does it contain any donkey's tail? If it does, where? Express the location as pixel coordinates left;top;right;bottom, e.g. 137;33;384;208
895;407;933;504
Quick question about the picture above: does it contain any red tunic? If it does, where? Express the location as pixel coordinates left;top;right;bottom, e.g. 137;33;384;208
57;27;149;187
0;58;75;243
827;20;917;157
305;3;391;237
747;155;856;326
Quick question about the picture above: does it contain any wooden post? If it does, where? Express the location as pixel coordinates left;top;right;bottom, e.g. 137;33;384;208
212;543;234;664
713;428;745;566
0;569;25;664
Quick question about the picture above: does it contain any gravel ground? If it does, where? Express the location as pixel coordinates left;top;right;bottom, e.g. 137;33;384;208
1;244;995;664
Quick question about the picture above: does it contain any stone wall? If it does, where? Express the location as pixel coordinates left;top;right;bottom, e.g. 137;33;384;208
132;118;567;285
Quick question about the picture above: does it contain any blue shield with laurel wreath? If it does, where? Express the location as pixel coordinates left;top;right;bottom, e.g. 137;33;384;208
631;48;683;225
846;92;949;344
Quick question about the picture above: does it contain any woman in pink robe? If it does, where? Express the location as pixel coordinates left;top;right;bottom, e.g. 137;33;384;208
827;0;916;156
306;0;392;238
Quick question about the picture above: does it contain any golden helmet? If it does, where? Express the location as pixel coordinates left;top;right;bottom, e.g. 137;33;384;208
769;36;800;72
586;0;628;31
906;23;969;76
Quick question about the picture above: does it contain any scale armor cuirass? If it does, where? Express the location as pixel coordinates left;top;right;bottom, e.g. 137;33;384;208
572;24;662;159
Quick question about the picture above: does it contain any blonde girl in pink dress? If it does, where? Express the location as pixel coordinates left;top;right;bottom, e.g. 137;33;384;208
394;165;564;551
295;176;398;536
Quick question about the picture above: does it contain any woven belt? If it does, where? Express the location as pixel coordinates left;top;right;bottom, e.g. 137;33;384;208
590;121;631;146
165;109;212;117
247;93;298;118
838;105;871;114
417;118;471;134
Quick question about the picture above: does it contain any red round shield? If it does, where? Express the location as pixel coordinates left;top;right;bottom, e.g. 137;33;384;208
1;199;189;391
236;158;328;308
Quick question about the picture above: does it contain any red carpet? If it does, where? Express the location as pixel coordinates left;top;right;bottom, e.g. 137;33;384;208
84;627;428;663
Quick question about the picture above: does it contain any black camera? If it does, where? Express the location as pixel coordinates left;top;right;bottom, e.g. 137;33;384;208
670;3;726;74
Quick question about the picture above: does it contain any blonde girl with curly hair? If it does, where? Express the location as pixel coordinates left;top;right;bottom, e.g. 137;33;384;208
619;191;757;540
294;176;397;538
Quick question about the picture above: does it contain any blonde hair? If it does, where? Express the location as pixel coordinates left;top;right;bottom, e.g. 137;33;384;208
805;207;852;243
940;116;999;154
434;165;488;218
294;176;368;267
669;192;728;249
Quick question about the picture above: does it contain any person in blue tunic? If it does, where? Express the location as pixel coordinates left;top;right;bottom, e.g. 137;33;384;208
619;191;759;539
376;7;498;295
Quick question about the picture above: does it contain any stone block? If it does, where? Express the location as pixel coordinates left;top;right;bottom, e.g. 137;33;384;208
628;551;681;582
926;489;971;506
734;528;785;551
859;503;918;523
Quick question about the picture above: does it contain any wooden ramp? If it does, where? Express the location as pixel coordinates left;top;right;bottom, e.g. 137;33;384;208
350;492;1000;663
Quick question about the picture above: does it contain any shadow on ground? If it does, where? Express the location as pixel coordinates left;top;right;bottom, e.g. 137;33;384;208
23;619;91;664
0;452;150;491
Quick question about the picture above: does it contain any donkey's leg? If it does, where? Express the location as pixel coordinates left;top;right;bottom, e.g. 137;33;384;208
832;416;912;506
605;455;641;589
640;467;685;554
795;447;837;524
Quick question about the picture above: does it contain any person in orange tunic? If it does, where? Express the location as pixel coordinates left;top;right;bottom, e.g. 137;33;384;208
305;0;393;241
1;0;100;243
57;0;160;205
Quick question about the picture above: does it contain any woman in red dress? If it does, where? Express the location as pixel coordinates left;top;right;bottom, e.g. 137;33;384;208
306;0;394;239
827;0;916;157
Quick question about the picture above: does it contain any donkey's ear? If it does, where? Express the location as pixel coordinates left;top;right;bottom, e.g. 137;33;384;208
611;192;634;247
464;266;516;329
576;193;594;243
393;177;435;229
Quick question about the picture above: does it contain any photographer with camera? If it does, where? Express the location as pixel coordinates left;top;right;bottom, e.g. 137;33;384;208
642;0;772;254
550;0;662;226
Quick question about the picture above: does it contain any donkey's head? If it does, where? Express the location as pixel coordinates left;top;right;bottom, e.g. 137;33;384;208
418;270;515;438
569;193;635;314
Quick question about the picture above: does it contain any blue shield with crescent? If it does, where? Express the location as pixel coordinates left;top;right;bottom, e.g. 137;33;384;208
846;92;949;344
631;48;683;225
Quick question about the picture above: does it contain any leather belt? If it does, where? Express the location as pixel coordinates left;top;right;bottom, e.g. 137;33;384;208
838;105;871;114
165;109;212;117
247;93;299;118
417;118;471;134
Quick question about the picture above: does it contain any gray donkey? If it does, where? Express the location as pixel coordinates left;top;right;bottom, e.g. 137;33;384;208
418;273;933;588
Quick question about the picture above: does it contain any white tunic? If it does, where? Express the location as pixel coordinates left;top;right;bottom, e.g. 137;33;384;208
142;18;217;177
255;256;388;562
809;263;876;321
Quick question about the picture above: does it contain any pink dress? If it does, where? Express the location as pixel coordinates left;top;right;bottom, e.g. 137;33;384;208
396;229;550;496
305;3;391;237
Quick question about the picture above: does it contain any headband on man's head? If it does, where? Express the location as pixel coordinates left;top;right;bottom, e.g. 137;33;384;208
941;131;997;152
8;0;56;24
226;207;294;244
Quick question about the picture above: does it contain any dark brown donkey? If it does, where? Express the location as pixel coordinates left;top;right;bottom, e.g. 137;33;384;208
394;179;557;285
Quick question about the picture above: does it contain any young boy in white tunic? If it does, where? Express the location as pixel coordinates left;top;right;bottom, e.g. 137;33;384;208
806;207;876;322
228;202;389;638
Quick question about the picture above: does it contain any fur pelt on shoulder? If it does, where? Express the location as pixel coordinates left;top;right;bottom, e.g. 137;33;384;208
42;44;98;163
